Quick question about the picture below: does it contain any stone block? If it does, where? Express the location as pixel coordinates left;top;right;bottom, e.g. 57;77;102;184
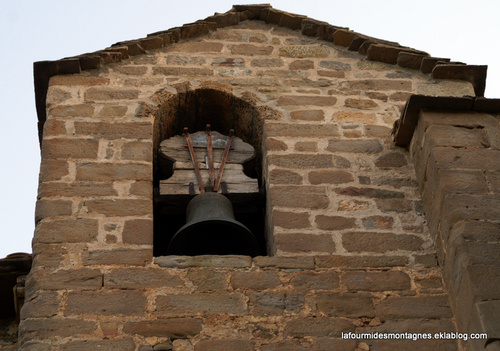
261;341;307;351
84;199;152;216
194;339;254;351
284;317;355;338
309;292;374;317
34;218;98;243
155;293;246;316
155;255;252;268
275;233;335;254
167;41;223;53
334;187;405;199
311;338;358;351
374;198;413;213
254;256;315;269
341;271;411;291
39;159;69;182
26;268;102;291
250;58;284;67
278;45;330;58
308;170;353;184
265;123;340;137
294;141;317;152
375;296;453;320
343;79;412;92
188;269;228;291
315;215;356;230
61;338;136;351
123;318;202;338
73;121;153;139
153;67;214;76
289;59;314;70
344;98;378;109
34;199;73;223
342;232;423;253
19;318;98;341
316;255;408;268
41;138;99;159
76;162;152;181
374;152;408;168
122;219;153;245
265;138;288;151
49;75;109;87
65;290;147;316
105;268;184;289
361;216;394;230
290;109;324;121
84;87;140;101
229;44;273;56
270;185;329;209
273;210;311;229
326;139;383;154
290;271;339;291
267;154;333;169
38;182;118;198
269;169;303;184
20;291;60;319
470;301;500;350
99;105;128;117
249;291;304;315
277;95;337;106
83;248;152;266
230;271;281;291
426;124;489;148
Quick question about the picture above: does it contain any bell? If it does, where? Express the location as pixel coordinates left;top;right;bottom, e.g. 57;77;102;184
167;192;260;256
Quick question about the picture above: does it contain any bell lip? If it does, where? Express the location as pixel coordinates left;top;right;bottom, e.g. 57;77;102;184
166;217;260;257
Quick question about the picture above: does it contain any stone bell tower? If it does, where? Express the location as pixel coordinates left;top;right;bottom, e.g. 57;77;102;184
13;4;499;351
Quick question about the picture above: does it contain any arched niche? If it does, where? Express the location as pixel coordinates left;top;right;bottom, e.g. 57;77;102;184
151;82;271;257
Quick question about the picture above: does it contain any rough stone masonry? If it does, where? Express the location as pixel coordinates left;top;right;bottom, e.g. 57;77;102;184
9;4;498;351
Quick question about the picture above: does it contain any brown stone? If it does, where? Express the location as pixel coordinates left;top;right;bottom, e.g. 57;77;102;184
168;41;223;53
153;66;214;76
375;198;413;213
426;124;489;148
229;44;273;56
230;271;281;290
273;210;311;229
265;123;340;137
251;58;284;67
261;341;307;351
42;119;66;136
334;186;405;198
375;152;408;168
105;267;183;289
194;339;254;351
275;234;335;254
49;75;108;87
284;317;354;338
254;256;315;269
155;293;246;316
19;318;98;340
123;318;202;338
85;87;140;101
375;296;453;320
362;216;394;229
122;219;153;245
38;182;118;198
342;271;411;291
83;248;152;266
66;290;147;316
42;138;98;159
249;291;304;315
289;60;314;70
290;272;340;291
271;185;329;209
326;139;383;154
365;124;391;138
279;45;330;58
311;338;358;351
268;155;333;169
34;218;98;243
310;292;374;317
316;255;408;268
344;98;378;109
318;70;345;78
294;141;317;152
39;159;69;182
188;269;228;291
61;338;136;351
269;169;303;184
85;199;152;216
290;109;324;121
265;138;288;151
308;170;354;185
26;268;102;291
76;163;151;181
113;65;148;75
315;215;356;230
342;232;423;252
277;95;337;106
344;79;412;91
73;121;152;139
34;199;73;223
129;181;152;197
20;291;60;319
332;111;376;123
99;105;128;117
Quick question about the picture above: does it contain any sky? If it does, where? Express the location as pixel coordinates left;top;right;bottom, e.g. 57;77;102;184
0;0;499;258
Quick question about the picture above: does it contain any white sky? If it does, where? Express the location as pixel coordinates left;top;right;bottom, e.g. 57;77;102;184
0;0;499;258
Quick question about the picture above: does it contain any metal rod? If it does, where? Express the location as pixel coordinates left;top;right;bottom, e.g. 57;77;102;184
184;128;205;194
214;129;234;192
206;124;215;190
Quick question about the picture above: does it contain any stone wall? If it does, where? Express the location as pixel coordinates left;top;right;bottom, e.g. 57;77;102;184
22;5;486;351
394;97;500;351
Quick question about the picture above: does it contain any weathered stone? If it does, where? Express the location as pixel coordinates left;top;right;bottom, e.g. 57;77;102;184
342;232;423;252
39;159;69;182
249;291;304;315
290;272;339;291
122;219;154;245
167;41;223;53
334;186;405;198
311;338;358;351
315;215;356;230
308;170;353;184
251;58;284;67
85;87;140;101
375;198;413;213
375;152;408;168
375;296;453;320
38;182;117;198
34;199;73;223
277;95;337;106
66;290;147;316
289;60;314;70
62;338;136;351
279;45;330;58
83;248;152;266
261;341;307;351
105;268;184;289
361;216;394;229
284;317;354;338
155;293;246;316
74;121;152;139
344;98;378;109
155;255;252;268
42;138;98;159
272;210;311;229
188;269;228;291
316;255;408;268
326;139;382;153
153;67;214;76
26;268;102;291
99;105;128;117
230;271;281;290
49;75;109;87
309;292;374;317
229;44;273;56
294;141;317;152
19;318;98;340
76;162;151;181
123;318;202;338
34;218;98;243
275;234;335;254
194;339;253;351
84;199;152;216
254;256;315;269
269;169;303;184
265;123;340;137
268;154;333;169
271;185;329;209
290;109;324;121
342;271;411;291
20;291;60;319
343;79;412;91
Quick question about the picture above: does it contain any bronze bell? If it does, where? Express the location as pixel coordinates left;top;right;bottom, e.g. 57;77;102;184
167;192;260;256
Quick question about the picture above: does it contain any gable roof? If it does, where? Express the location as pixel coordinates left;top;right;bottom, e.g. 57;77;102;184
33;4;488;142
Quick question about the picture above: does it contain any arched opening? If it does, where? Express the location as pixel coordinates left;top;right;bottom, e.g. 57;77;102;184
152;84;267;256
